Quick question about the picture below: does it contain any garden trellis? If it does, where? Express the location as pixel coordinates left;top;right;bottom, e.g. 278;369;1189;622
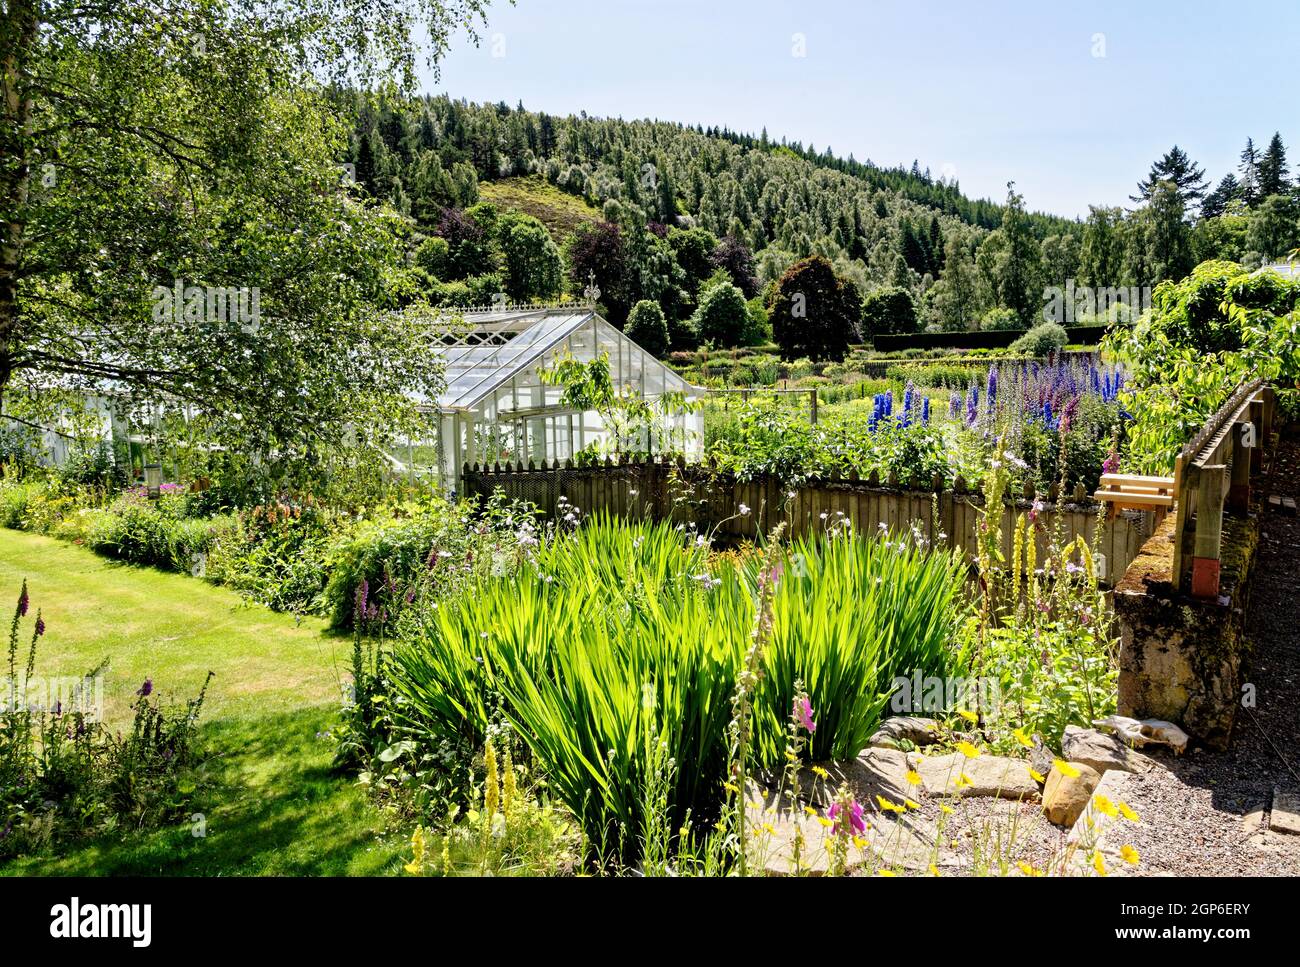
406;305;706;492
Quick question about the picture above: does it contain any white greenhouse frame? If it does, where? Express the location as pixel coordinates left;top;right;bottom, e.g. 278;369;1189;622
398;305;706;492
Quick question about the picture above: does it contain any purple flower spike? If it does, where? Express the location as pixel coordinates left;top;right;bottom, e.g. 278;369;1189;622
136;678;153;697
17;585;28;618
796;696;817;734
34;615;44;637
829;799;867;836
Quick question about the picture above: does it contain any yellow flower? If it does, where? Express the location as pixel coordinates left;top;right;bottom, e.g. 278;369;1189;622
1118;801;1140;823
811;765;830;779
723;781;740;794
955;740;981;758
956;708;978;724
1017;861;1043;877
852;835;868;850
940;804;954;815
876;869;897;877
1093;852;1107;877
762;823;777;836
904;798;921;811
1028;768;1046;783
954;772;973;789
804;805;817;816
1094;794;1119;818
875;795;905;814
928;864;941;877
1054;759;1080;778
404;826;427;875
1012;728;1034;749
905;770;923;786
816;816;833;828
1120;845;1140;865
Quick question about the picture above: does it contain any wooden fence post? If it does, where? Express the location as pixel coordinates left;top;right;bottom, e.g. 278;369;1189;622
1249;396;1265;473
1228;418;1252;514
1191;464;1226;599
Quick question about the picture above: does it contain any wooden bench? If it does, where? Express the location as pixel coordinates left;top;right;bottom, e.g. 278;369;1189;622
1094;473;1176;523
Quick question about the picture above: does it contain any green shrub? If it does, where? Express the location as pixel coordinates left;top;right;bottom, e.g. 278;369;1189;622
86;490;232;572
886;362;981;390
625;300;669;357
1010;322;1069;357
322;493;527;631
979;307;1022;332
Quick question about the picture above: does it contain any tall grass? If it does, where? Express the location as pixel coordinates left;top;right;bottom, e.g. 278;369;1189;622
387;515;967;861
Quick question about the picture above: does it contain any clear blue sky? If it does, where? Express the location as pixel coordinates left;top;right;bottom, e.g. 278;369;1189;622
419;0;1295;219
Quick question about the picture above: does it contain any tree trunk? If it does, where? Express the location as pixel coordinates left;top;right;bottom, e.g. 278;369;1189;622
0;0;38;417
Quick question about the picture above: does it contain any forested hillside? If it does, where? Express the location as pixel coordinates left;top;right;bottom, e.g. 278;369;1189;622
340;93;1299;357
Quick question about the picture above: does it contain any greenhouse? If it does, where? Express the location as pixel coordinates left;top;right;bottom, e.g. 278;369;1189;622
406;305;706;492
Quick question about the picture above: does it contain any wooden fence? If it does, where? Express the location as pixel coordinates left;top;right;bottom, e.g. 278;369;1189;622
1172;378;1276;598
461;458;1154;583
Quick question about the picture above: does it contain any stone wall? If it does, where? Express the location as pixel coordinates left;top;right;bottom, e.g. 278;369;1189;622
1113;510;1260;750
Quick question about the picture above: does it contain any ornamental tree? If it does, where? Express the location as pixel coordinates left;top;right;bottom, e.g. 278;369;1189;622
768;256;862;361
0;0;496;483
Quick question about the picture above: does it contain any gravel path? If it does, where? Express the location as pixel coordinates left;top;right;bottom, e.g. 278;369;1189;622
1110;426;1300;876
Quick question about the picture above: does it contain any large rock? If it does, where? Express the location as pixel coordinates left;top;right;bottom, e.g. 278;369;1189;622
1270;788;1300;836
1065;770;1143;876
867;716;941;749
907;752;1040;801
757;747;914;809
1061;725;1149;775
1093;715;1189;754
1030;735;1056;783
1042;761;1101;827
745;799;955;876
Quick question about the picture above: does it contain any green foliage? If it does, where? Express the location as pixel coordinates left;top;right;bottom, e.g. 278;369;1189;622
500;215;564;302
1110;260;1300;474
4;0;493;483
86;490;234;573
1010;322;1069;357
321;494;529;631
205;497;333;614
386;517;965;862
625;300;670;357
708;399;966;486
769;256;863;362
979;307;1022;331
862;286;918;337
964;455;1118;747
691;282;750;347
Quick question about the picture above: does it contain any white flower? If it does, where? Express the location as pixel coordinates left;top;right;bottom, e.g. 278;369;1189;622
738;503;751;516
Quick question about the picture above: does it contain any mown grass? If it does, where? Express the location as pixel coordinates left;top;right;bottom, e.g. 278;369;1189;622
0;529;405;875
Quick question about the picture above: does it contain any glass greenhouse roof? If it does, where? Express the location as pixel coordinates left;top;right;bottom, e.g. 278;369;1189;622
430;307;698;412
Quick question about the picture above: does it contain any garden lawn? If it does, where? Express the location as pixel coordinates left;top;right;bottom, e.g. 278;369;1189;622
0;529;405;876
